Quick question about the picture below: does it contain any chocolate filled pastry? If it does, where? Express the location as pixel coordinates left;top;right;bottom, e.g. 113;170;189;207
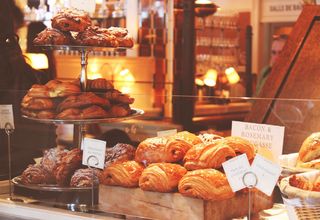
21;164;55;184
105;27;134;48
298;132;320;163
56;105;109;119
103;89;134;104
107;104;131;117
75;26;118;47
57;92;110;112
178;169;235;200
41;147;69;173
135;135;194;165
51;8;92;32
54;148;82;186
100;161;144;187
70;168;101;187
198;133;224;144
33;28;72;45
105;143;136;168
183;140;236;170
87;78;114;91
222;136;255;160
21;95;56;110
139;163;187;193
20;108;56;119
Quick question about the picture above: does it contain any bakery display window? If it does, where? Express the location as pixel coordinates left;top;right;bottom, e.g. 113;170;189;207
1;90;320;220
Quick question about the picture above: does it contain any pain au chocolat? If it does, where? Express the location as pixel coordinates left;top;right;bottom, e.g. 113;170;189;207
139;163;187;193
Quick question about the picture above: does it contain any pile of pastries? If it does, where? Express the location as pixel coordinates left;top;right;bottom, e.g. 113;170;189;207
21;78;134;120
99;131;256;201
289;174;320;192
33;8;134;48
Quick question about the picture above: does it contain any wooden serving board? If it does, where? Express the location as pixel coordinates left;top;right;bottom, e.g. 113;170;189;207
99;185;273;220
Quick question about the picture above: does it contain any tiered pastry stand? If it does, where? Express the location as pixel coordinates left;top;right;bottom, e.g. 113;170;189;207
13;45;144;211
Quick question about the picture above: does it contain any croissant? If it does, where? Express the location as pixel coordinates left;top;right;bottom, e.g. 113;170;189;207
298;132;320;163
139;163;187;192
135;135;193;164
222;136;255;160
183;140;236;170
173;131;203;145
178;169;235;200
100;161;144;187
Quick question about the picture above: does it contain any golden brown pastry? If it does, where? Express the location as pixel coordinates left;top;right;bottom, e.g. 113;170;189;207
139;163;187;192
105;143;136;168
33;28;72;45
20;108;56;119
178;169;235;200
296;159;320;169
222;136;255;160
75;26;118;47
87;78;114;91
51;8;92;32
103;89;135;104
173;131;203;145
56;105;109;119
57;92;110;112
54;148;82;186
70;168;101;187
135;135;194;164
313;175;320;191
184;140;236;170
41;147;69;173
21;95;56;110
289;175;314;191
21;164;55;184
298;132;320;163
104;26;134;48
100;161;144;187
107;104;131;117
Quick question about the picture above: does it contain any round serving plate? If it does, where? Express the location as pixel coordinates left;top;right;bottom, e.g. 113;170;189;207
35;44;129;52
12;176;96;192
22;108;144;125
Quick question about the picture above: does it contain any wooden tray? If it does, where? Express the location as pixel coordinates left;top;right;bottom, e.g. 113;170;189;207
99;185;274;220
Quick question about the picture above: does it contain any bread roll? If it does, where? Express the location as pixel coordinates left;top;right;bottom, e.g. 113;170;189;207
100;161;144;187
178;169;235;200
298;132;320;163
139;163;187;192
183;140;236;170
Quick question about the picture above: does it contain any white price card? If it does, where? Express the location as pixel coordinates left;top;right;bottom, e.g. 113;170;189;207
231;121;285;162
69;0;96;13
82;137;106;169
0;105;15;129
157;129;177;137
222;154;251;192
251;154;282;196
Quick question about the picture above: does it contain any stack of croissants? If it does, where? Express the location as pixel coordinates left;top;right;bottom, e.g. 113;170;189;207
20;132;256;201
100;131;256;201
20;78;134;120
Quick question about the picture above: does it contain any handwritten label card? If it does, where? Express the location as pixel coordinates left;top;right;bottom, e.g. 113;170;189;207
251;154;282;196
157;129;177;137
222;154;251;192
69;0;96;13
82;137;106;169
231;121;285;162
0;105;15;129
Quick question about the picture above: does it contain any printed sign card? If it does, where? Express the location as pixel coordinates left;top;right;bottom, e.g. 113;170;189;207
157;129;177;137
0;105;15;129
251;154;282;196
82;137;106;169
222;154;251;192
231;121;285;162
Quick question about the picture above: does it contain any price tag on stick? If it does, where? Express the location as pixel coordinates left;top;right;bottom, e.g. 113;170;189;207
0;105;15;129
82;137;106;169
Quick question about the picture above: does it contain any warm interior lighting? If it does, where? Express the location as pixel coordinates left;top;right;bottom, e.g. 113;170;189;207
194;0;218;17
195;0;213;4
115;68;135;94
95;0;103;4
24;53;49;69
195;78;205;86
203;69;218;87
225;67;240;84
89;73;103;80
